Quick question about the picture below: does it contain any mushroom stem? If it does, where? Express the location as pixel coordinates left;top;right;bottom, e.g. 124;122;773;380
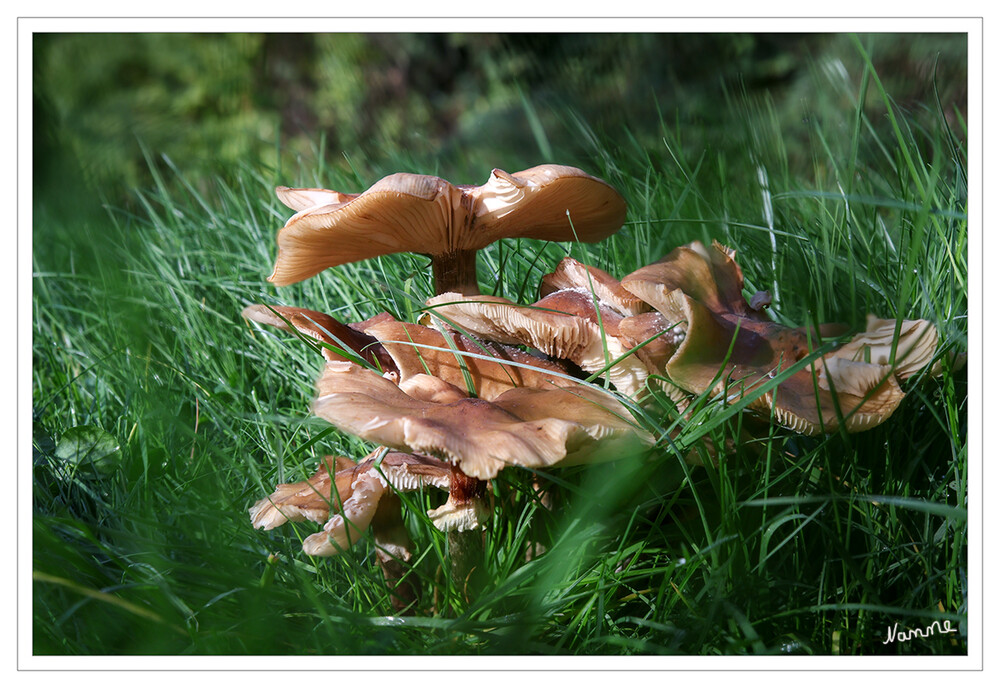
450;464;488;504
433;249;480;295
446;465;487;602
371;493;418;613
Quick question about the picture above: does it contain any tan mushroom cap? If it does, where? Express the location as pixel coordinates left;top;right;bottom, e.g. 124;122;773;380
311;361;652;480
242;304;395;371
425;290;651;397
620;240;765;332
616;310;689;404
267;165;627;289
249;455;344;531
540;256;650;316
276;186;358;213
619;241;938;434
362;318;572;400
662;289;907;433
832;315;939;379
251;450;455;555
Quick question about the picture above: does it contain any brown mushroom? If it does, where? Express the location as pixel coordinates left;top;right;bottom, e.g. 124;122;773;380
424;289;652;397
540;256;650;316
251;449;453;551
311;361;653;481
618;241;940;434
362;317;574;400
241;304;395;372
267;165;627;295
831;315;939;379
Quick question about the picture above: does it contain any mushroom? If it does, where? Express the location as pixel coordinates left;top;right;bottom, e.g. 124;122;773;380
311;361;653;481
251;449;453;552
424;289;652;397
830;315;939;379
616;310;689;404
539;255;650;317
241;304;395;371
618;241;940;434
267;165;627;295
361;317;574;400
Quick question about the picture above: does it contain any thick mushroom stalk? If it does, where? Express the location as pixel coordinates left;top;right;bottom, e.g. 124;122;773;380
267;165;627;295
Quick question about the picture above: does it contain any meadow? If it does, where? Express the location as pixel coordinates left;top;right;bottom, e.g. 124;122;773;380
31;33;968;656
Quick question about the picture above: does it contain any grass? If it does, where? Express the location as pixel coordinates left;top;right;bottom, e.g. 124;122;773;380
31;41;968;657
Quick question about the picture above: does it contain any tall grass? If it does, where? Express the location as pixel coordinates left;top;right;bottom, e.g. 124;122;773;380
32;42;967;656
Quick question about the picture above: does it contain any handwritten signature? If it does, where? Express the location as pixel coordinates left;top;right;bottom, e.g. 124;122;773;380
883;619;959;645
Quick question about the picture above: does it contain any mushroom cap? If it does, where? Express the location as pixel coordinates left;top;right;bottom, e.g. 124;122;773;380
618;242;937;434
311;361;652;479
425;290;651;397
302;465;388;556
275;186;358;212
832;315;939;379
249;455;343;531
620;241;771;329
647;288;907;434
363;318;571;400
540;256;650;316
470;165;627;246
242;304;394;371
268;165;627;286
251;450;455;556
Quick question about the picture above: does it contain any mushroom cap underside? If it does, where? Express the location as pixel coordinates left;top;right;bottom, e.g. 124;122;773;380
311;361;652;480
268;165;627;286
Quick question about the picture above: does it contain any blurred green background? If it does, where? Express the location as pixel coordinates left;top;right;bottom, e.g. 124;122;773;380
34;32;966;225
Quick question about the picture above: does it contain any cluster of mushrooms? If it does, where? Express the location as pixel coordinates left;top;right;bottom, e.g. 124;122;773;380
244;164;941;597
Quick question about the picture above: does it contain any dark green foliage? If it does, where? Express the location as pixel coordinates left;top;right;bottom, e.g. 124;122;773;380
32;33;967;656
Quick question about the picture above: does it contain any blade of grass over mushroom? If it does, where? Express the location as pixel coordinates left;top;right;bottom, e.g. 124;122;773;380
418;308;525;392
424;291;651;397
354;336;654;428
241;304;388;371
423;313;480;398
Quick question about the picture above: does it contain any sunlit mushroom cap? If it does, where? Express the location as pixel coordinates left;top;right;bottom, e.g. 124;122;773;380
362;318;572;400
249;456;343;531
619;241;940;434
831;315;939;379
311;361;652;479
620;240;766;330
268;165;626;286
425;290;651;397
617;310;690;405
275;186;358;212
540;256;650;316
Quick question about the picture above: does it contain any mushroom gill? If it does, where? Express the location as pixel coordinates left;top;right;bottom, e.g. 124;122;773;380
267;165;627;295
